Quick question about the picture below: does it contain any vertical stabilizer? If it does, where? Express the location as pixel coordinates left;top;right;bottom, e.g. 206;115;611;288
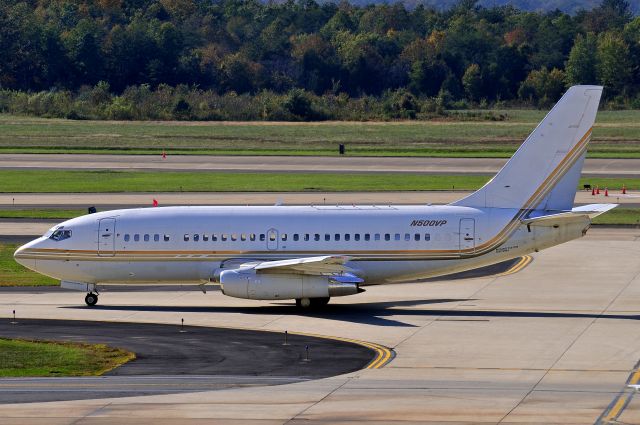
452;86;602;210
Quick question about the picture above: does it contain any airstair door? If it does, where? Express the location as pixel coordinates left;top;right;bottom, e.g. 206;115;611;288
98;218;116;257
459;218;475;253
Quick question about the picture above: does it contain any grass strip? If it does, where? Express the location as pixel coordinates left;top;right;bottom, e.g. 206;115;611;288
0;209;84;219
0;338;135;377
591;208;640;225
0;170;638;192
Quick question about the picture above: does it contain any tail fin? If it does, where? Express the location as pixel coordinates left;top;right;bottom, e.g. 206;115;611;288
452;86;603;210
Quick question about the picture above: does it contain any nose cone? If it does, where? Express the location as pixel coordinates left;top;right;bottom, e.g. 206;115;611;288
14;242;37;271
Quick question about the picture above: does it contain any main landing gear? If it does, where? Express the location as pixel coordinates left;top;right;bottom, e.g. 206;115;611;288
85;292;98;307
295;297;330;309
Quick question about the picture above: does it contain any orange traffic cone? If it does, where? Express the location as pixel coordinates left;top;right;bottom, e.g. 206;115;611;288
604;188;609;197
591;187;595;196
596;186;600;195
162;150;166;159
622;184;626;195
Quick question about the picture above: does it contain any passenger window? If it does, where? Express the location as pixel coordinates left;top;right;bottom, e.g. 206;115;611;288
144;234;150;242
194;234;200;242
395;233;400;241
124;234;130;242
203;234;209;241
222;234;228;241
304;234;310;241
345;234;350;241
164;234;170;242
335;234;340;241
404;233;410;241
314;234;320;241
325;234;330;241
134;234;140;242
212;234;218;241
293;234;299;241
241;234;246;241
183;234;189;242
250;234;256;241
260;234;265;241
384;234;390;241
269;233;276;241
365;234;370;241
281;234;287;241
414;233;420;241
425;233;431;241
355;234;360;241
231;234;237;241
154;234;160;242
374;234;380;241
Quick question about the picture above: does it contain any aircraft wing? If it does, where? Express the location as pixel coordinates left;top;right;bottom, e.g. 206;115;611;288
252;255;359;277
522;204;617;227
217;255;362;281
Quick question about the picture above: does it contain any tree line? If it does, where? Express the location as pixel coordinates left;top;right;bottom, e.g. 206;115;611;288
0;0;639;120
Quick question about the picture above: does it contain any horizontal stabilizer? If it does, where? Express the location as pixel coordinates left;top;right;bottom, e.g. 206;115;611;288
522;204;617;226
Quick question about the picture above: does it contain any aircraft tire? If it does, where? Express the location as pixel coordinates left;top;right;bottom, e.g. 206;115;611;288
85;293;98;307
295;297;330;309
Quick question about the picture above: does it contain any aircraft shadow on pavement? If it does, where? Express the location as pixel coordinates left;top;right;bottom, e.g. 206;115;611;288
63;298;640;327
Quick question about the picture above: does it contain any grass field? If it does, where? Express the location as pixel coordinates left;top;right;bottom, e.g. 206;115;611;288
0;338;134;377
0;170;637;192
1;111;639;158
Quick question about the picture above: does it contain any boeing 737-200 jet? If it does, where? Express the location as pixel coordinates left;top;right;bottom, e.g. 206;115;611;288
15;86;616;308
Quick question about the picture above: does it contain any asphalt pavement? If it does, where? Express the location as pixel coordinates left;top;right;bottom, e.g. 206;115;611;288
0;154;638;177
0;319;373;403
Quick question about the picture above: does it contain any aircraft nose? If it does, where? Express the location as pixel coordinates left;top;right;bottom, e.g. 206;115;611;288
14;244;36;270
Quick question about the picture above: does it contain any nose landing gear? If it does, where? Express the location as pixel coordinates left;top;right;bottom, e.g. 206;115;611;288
85;292;98;307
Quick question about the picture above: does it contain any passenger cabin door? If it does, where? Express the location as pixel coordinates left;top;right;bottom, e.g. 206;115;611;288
98;218;116;257
459;218;475;253
266;228;278;251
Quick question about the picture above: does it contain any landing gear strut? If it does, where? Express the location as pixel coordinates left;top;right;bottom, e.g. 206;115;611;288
295;297;330;309
85;292;98;307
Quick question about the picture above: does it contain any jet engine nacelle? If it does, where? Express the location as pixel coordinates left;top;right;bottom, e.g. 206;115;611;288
219;269;359;300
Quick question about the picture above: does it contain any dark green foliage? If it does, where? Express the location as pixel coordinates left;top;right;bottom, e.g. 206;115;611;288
0;0;639;120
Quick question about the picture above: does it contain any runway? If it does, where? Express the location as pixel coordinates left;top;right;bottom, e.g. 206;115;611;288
0;319;373;403
0;228;639;424
1;154;639;177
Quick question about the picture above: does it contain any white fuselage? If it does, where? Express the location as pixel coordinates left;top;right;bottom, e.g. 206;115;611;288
14;204;590;287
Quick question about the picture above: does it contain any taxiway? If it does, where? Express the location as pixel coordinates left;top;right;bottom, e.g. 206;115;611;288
0;228;639;424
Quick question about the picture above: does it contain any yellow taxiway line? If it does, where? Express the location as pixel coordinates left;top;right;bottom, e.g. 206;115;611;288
291;331;394;369
597;362;640;423
496;255;533;277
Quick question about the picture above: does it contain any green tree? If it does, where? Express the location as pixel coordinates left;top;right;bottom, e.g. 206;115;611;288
462;63;482;101
565;33;598;86
596;32;631;95
518;67;566;107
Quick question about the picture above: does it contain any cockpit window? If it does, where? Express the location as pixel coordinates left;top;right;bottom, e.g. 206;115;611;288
50;228;72;241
